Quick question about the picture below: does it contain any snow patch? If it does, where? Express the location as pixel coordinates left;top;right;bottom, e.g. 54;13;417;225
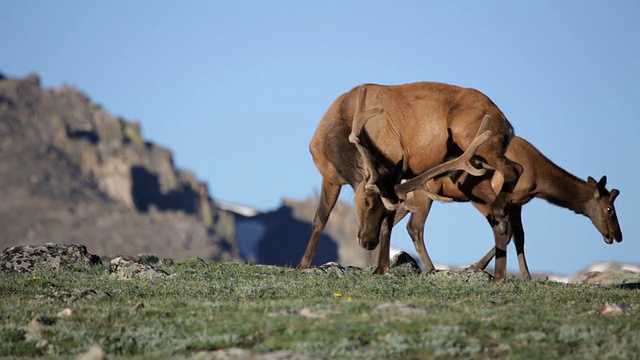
216;201;260;217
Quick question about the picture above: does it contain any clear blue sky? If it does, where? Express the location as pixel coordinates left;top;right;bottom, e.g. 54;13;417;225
3;1;638;275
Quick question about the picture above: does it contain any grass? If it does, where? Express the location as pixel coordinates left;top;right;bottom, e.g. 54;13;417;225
1;259;639;359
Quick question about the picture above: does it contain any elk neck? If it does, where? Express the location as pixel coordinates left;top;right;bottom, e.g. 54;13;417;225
534;156;594;217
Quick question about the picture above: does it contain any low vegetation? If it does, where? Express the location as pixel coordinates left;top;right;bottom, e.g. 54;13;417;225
1;259;639;359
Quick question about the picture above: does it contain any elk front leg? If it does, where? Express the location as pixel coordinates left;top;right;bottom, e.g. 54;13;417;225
491;218;512;282
510;205;531;279
374;211;396;275
296;178;341;269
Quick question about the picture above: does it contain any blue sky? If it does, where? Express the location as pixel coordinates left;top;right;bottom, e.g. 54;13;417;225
3;1;638;275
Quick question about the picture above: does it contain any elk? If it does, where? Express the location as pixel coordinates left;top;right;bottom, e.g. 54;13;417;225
391;135;623;281
296;82;522;274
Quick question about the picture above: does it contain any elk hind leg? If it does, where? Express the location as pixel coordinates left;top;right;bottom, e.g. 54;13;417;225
403;182;438;272
296;178;341;269
406;203;436;272
469;201;498;270
469;200;513;282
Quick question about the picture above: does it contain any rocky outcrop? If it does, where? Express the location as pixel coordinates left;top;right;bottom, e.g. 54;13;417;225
108;257;169;280
0;73;239;261
226;196;381;267
0;243;101;273
548;261;640;285
565;270;640;285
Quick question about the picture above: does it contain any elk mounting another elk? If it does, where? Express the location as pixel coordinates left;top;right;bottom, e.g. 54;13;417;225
297;81;522;274
391;136;622;281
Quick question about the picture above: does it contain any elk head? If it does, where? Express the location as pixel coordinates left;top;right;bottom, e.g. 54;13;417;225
586;176;622;244
350;85;396;250
354;181;388;250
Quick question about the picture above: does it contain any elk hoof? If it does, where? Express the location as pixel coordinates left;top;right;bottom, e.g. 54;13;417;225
373;266;389;275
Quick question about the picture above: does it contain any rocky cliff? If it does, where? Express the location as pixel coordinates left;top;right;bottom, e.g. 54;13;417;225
0;72;239;261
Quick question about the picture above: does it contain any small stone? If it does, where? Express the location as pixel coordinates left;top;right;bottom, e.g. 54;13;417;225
431;267;493;282
299;307;325;319
600;302;634;316
390;251;420;271
375;302;427;315
30;314;55;326
57;308;73;317
75;344;105;360
108;256;169;279
130;301;144;313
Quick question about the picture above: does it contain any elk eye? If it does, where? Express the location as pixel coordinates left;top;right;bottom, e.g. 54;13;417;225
606;207;613;214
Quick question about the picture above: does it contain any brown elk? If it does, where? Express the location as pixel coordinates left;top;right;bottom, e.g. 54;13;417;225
391;136;623;281
296;82;522;274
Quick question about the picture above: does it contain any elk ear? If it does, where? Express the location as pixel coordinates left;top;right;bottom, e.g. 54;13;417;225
611;189;620;202
598;175;607;188
587;176;597;185
593;188;601;199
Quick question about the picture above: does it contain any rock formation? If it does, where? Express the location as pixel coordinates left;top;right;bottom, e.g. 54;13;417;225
0;73;239;261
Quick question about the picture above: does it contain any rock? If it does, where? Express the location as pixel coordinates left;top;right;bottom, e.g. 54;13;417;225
191;348;326;360
130;301;145;313
569;270;640;285
57;308;73;317
298;307;327;319
390;251;420;271
300;262;364;276
108;256;169;279
0;243;101;273
375;302;427;315
75;344;106;360
35;288;111;302
24;314;55;343
600;302;635;316
431;267;494;282
0;73;241;264
30;314;55;327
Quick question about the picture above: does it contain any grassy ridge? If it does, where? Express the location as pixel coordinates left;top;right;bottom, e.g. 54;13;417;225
1;259;639;359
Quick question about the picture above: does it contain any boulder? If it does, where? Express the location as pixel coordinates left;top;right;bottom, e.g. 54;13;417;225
0;243;101;273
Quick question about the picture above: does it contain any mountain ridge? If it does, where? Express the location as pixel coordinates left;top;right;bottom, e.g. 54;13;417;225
0;72;239;261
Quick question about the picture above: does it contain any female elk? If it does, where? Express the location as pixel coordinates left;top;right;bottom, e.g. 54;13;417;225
394;136;623;281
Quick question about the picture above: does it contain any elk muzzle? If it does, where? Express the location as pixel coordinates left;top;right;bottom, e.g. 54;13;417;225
603;230;623;244
357;232;380;250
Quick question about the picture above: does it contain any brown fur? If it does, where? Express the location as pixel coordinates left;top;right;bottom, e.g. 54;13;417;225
297;82;521;274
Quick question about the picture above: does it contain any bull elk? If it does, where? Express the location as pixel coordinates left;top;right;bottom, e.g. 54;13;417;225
391;136;622;281
297;82;522;274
